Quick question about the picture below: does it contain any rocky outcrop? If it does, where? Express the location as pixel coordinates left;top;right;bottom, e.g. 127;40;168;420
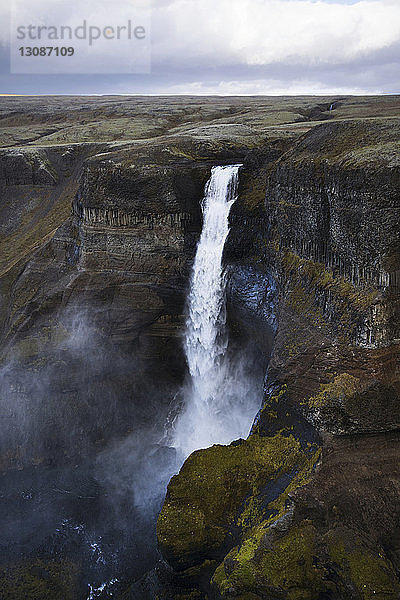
157;434;318;571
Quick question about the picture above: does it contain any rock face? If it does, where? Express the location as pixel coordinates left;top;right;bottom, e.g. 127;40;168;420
0;144;209;468
157;113;400;598
261;118;400;436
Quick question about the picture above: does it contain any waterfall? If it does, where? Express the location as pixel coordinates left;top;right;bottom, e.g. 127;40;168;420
184;164;240;406
172;165;259;458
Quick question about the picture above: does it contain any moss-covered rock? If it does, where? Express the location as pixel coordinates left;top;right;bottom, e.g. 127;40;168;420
213;520;331;599
327;531;400;600
0;559;79;600
211;446;322;599
213;521;400;600
157;434;314;571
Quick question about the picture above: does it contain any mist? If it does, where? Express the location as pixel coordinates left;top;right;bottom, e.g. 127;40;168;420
0;167;268;598
0;305;181;596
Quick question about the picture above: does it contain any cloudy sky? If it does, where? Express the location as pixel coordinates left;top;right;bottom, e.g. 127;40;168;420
1;0;399;95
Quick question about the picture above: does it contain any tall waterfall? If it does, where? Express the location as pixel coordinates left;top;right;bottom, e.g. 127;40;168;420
172;165;259;458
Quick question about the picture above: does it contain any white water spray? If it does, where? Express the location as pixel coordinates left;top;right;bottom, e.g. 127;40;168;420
172;165;259;457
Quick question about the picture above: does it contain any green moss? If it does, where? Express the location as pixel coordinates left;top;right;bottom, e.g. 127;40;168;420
157;434;310;569
172;592;204;600
327;534;400;600
258;522;328;596
341;141;400;168
212;448;322;598
169;146;208;161
270;385;288;404
308;373;361;409
214;521;332;599
0;559;79;600
286;283;327;329
239;443;321;532
252;384;288;434
282;250;379;313
347;551;398;599
275;249;381;363
240;172;267;211
217;549;257;590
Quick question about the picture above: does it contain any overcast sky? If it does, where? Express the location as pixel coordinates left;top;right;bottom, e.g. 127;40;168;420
1;0;399;95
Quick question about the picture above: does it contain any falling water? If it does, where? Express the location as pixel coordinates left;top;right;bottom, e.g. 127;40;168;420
172;165;259;457
184;165;240;397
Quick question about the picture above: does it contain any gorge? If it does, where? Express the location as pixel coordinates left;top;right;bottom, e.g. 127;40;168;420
0;95;399;600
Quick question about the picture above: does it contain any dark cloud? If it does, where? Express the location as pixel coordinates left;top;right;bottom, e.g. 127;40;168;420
0;0;399;94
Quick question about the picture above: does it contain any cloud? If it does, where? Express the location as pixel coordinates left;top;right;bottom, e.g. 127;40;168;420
0;0;399;94
159;78;381;96
151;0;400;68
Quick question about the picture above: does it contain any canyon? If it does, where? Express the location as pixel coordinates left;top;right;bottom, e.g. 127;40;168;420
0;95;399;599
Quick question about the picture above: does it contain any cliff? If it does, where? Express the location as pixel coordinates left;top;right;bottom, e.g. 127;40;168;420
157;109;400;599
0;95;399;599
0;96;313;469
